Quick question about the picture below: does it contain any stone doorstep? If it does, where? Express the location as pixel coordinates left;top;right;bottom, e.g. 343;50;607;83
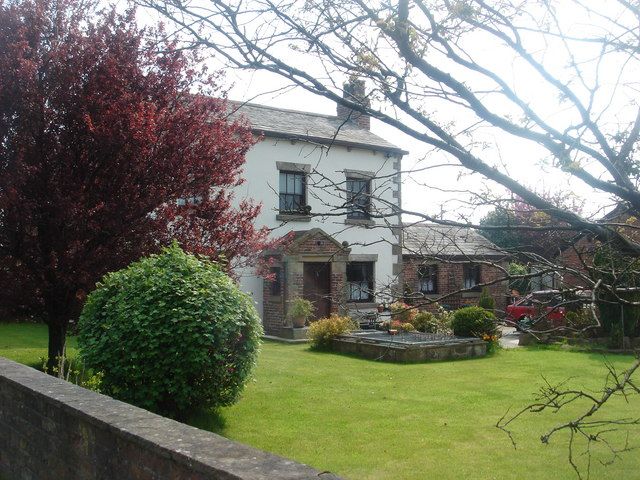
262;326;310;342
279;327;309;340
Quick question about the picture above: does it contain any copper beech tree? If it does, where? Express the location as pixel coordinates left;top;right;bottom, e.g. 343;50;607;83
0;0;270;368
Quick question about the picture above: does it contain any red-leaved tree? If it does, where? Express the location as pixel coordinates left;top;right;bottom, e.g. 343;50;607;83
480;191;585;260
0;0;270;367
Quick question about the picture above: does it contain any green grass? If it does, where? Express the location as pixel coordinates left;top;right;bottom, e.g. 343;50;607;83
0;322;78;368
2;323;638;479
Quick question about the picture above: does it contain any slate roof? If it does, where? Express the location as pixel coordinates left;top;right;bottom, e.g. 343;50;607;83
229;101;407;155
402;223;507;258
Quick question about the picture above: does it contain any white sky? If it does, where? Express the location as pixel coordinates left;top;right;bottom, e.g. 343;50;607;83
223;68;614;223
137;2;633;223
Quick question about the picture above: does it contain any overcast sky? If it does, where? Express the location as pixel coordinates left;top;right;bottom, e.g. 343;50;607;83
222;68;613;223
139;2;630;223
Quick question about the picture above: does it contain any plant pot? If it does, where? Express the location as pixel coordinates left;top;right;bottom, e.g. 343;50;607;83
388;329;398;335
292;315;306;328
377;304;385;313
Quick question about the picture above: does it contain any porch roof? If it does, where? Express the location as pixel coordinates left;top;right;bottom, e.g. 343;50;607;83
261;228;349;256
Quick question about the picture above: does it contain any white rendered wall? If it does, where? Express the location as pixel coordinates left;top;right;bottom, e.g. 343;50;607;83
234;136;402;319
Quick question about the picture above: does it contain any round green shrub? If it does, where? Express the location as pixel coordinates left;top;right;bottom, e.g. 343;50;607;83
78;243;262;418
412;311;452;334
398;321;416;332
412;311;435;332
451;306;497;338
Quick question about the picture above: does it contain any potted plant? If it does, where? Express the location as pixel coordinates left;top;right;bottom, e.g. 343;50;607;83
287;297;314;328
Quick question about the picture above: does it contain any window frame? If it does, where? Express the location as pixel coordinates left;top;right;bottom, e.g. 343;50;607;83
418;264;438;294
463;264;481;291
176;195;203;206
278;170;307;214
346;261;375;302
345;177;372;220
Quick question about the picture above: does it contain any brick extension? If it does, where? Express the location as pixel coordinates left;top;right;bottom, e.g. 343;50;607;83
402;256;508;314
556;212;640;289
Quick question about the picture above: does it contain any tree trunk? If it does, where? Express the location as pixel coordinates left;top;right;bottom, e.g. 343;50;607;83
47;320;67;375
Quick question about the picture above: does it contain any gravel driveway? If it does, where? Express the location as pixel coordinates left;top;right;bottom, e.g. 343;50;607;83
499;326;521;348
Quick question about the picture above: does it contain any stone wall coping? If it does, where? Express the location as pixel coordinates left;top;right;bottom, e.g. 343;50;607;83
0;356;339;480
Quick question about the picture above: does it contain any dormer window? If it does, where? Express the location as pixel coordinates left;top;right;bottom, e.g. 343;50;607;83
346;177;371;219
279;171;306;213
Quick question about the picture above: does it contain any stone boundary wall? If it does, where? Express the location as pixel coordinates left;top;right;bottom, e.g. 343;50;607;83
0;357;339;480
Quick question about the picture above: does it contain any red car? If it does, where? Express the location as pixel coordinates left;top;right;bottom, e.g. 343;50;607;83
505;290;566;329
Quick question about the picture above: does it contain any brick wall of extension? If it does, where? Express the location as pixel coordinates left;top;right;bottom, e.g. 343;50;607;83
556;237;596;288
402;256;509;314
556;213;640;289
263;254;286;333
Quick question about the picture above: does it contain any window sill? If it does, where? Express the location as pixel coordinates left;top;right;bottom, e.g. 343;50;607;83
345;218;375;227
462;291;481;298
276;213;312;222
346;302;378;309
420;293;439;299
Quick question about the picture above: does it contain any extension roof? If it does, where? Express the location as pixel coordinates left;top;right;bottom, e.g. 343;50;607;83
229;101;407;155
402;223;507;259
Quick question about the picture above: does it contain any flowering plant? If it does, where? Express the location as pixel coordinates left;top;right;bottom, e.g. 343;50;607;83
482;333;500;354
390;301;417;323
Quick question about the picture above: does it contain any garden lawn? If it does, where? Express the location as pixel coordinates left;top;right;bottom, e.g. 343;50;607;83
0;322;78;368
1;323;638;480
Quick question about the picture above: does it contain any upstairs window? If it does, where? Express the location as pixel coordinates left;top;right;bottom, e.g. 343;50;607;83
176;195;202;206
419;265;438;294
463;264;481;291
279;171;306;213
346;177;371;219
346;262;374;302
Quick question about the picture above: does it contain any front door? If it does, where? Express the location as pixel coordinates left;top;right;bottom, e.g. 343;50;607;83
303;262;331;320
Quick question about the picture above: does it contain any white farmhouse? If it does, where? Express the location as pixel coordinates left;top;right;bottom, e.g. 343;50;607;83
231;81;406;337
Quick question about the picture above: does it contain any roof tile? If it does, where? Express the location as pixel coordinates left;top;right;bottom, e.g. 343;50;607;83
229;101;407;154
403;223;507;258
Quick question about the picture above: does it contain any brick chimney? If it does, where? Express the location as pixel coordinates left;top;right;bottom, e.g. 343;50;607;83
336;78;371;130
